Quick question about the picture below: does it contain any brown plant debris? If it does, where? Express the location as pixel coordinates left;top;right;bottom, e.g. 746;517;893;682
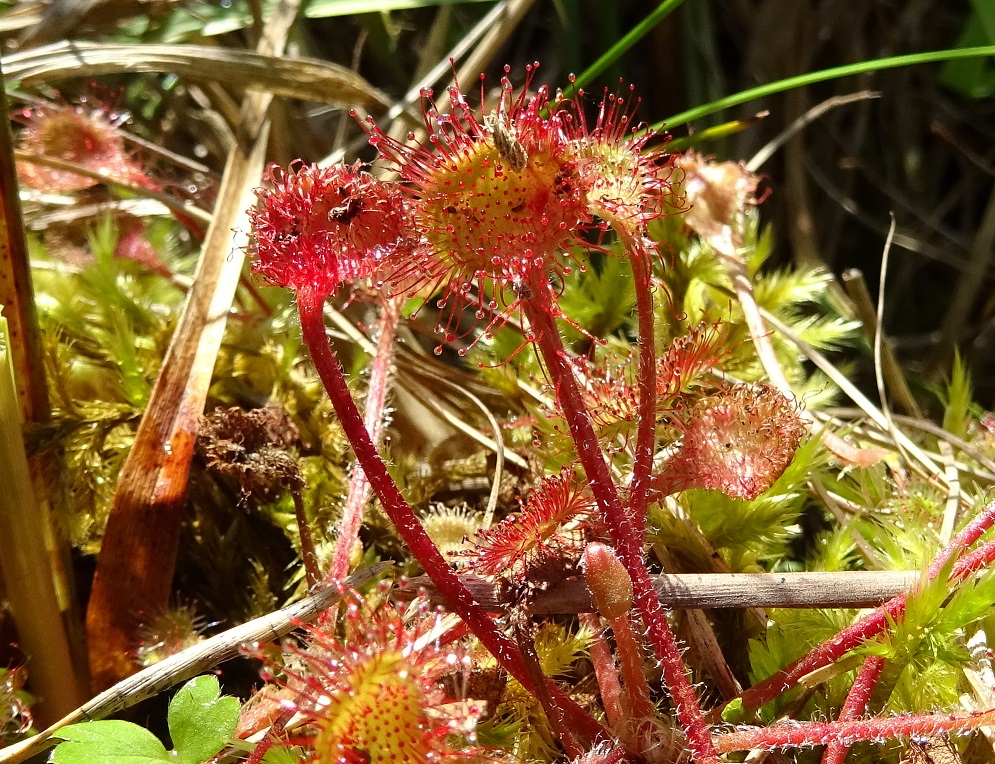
197;404;304;501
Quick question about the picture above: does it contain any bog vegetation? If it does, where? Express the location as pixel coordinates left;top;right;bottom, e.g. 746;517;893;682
1;2;994;764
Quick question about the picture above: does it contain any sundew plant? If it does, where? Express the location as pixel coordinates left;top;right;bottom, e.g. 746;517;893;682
2;4;995;764
232;64;995;764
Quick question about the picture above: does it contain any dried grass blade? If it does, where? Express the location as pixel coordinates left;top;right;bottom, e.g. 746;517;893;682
0;63;46;424
407;570;920;612
0;316;85;723
84;3;300;693
0;62;85;722
2;41;390;110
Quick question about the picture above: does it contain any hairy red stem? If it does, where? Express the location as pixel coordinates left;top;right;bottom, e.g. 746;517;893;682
611;612;657;724
295;288;605;745
951;537;995;576
583;612;626;731
929;497;995;575
522;290;719;764
820;654;885;764
729;497;995;715
715;705;995;753
626;237;657;530
326;295;402;583
244;707;295;764
514;618;584;759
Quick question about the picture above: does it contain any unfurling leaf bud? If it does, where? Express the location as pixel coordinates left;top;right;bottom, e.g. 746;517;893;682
582;542;633;621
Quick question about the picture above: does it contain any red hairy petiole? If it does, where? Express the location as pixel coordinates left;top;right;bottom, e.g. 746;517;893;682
294;286;605;745
522;287;720;764
727;495;995;715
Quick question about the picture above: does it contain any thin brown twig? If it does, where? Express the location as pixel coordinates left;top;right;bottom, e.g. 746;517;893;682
841;267;922;417
406;570;920;613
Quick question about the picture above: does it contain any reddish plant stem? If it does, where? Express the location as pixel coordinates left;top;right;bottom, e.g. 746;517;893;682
714;705;995;753
951;537;995;576
244;706;295;764
929;497;995;574
326;295;403;583
610;611;656;723
295;288;605;745
728;497;995;715
513;616;583;759
582;612;626;730
521;291;719;764
626;236;657;531
820;654;885;764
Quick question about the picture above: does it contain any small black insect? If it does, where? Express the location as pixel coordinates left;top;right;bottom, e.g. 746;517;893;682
327;193;363;224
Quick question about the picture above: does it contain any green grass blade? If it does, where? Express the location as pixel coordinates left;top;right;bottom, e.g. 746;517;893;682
560;0;685;100
659;45;995;129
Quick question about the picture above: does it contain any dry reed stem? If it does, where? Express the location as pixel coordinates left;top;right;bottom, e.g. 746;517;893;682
0;317;84;722
407;569;920;612
1;41;390;111
0;63;85;721
84;0;300;691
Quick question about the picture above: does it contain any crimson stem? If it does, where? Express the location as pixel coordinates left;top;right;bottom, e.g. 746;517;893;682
295;287;606;745
821;654;886;764
715;706;995;753
626;239;657;530
521;286;719;764
728;496;995;715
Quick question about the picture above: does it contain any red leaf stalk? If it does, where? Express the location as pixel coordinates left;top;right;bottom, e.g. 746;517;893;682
820;654;886;764
582;612;627;730
929;496;995;575
295;287;605;745
951;537;995;576
612;612;657;723
714;705;995;753
523;291;719;764
730;496;995;714
626;235;658;530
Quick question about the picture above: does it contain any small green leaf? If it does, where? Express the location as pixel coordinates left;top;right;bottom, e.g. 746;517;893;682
261;745;306;764
167;675;241;764
52;720;171;764
720;697;744;723
942;350;973;440
939;0;995;98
